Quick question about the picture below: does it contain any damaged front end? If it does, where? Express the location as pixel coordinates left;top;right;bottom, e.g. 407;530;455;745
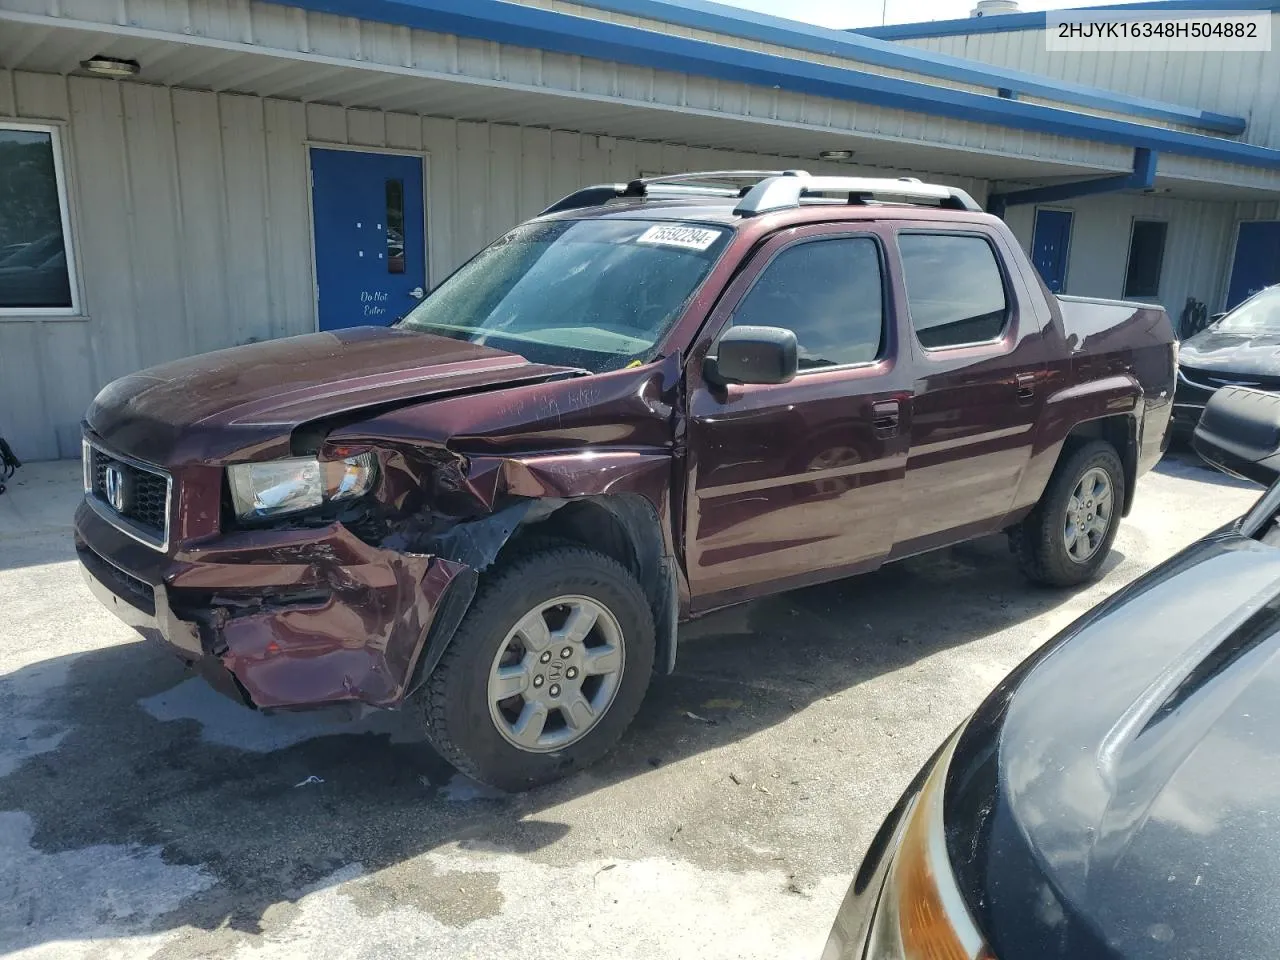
76;443;563;711
76;355;682;713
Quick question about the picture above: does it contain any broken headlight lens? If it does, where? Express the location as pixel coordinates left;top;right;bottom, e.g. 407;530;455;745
227;453;378;520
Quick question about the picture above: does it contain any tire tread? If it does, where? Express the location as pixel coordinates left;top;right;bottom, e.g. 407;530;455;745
1012;440;1125;588
420;540;654;788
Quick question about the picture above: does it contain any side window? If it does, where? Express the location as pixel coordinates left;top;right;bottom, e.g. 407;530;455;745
0;123;77;315
898;233;1008;349
731;237;884;369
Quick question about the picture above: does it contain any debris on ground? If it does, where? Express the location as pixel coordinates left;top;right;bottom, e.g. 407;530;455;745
702;698;743;710
293;775;324;787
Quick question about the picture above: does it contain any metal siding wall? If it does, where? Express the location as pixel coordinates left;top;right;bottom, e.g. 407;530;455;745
0;71;315;459
904;32;1280;150
1004;192;1236;315
0;0;1142;174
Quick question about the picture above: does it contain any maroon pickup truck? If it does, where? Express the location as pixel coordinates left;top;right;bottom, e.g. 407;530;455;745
76;171;1175;789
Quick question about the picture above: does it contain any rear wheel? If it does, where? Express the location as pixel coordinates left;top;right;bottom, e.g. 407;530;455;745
420;543;655;791
1011;440;1125;587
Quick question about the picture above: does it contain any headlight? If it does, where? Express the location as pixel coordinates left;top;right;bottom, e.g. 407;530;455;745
227;453;378;520
863;734;991;960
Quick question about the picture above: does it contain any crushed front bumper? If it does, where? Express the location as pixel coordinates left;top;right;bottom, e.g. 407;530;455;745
75;499;473;710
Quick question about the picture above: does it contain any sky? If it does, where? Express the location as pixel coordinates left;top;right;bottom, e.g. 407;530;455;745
719;0;1113;29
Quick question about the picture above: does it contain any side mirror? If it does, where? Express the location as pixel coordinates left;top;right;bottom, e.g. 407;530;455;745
1209;312;1227;325
1193;386;1280;486
704;325;798;387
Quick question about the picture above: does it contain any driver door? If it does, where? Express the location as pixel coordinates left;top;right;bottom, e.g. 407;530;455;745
683;224;911;611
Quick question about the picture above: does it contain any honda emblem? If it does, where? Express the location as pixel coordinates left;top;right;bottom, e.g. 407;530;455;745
104;464;129;513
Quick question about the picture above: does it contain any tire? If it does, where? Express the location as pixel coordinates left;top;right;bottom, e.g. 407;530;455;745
1011;440;1125;588
420;542;655;791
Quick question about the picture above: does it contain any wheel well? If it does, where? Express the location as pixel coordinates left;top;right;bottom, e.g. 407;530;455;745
503;495;678;673
1061;415;1138;515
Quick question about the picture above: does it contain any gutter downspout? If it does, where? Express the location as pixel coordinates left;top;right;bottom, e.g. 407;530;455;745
988;147;1157;217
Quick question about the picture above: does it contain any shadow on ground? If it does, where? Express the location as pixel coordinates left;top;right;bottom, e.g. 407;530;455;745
1;534;1119;952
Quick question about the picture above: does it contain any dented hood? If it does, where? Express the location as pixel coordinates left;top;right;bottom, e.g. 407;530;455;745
86;326;577;465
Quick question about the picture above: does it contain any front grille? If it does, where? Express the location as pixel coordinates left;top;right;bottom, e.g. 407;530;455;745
76;539;157;616
84;440;172;550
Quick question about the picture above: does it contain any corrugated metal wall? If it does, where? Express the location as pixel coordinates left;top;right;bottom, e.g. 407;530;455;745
0;0;1137;176
0;68;986;461
904;32;1280;150
1002;192;1238;316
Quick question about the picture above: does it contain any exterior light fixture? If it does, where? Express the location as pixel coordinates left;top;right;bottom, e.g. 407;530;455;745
819;149;855;161
81;56;141;78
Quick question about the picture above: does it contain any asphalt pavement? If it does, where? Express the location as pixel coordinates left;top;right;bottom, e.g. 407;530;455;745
0;452;1262;960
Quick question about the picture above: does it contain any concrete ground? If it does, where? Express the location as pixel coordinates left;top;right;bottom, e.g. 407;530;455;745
0;453;1262;960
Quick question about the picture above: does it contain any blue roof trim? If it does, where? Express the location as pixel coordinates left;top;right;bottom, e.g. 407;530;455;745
988;147;1157;214
262;0;1280;172
860;0;1280;41
570;0;1245;134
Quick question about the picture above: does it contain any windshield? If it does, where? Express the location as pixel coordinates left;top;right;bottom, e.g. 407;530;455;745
1218;286;1280;335
396;218;730;372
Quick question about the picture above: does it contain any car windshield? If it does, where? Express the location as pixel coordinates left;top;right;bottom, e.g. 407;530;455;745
1217;286;1280;335
396;218;730;372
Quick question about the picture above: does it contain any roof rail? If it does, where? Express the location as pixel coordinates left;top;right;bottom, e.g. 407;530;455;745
539;170;982;216
539;170;809;216
735;174;982;215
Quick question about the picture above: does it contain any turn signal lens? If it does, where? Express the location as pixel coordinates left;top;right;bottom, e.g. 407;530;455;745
865;734;992;960
323;452;378;501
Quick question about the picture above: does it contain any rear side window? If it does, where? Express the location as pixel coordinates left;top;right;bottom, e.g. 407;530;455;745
898;233;1008;349
731;237;884;369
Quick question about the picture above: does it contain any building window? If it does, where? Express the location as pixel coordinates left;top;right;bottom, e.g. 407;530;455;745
1123;220;1167;299
897;232;1009;349
0;123;77;315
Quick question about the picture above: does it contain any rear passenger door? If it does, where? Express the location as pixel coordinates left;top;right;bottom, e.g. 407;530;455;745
684;225;911;610
890;227;1049;556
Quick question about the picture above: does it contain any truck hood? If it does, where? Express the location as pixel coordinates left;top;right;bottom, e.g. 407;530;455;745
1179;328;1280;379
86;326;578;465
985;534;1280;959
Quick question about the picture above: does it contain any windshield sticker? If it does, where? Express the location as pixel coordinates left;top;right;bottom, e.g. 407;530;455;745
636;225;721;251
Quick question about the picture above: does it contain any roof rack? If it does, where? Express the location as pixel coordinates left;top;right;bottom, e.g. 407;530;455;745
539;170;791;216
539;170;982;217
736;173;982;214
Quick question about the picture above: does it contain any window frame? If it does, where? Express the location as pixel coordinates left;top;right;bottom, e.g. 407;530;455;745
722;230;892;376
0;121;80;318
895;228;1014;353
1122;218;1168;301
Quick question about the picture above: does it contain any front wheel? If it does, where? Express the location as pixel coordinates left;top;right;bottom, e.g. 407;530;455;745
420;542;655;791
1011;440;1125;588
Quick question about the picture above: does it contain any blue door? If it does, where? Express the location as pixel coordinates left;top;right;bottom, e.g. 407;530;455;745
1031;208;1072;293
1226;220;1280;309
310;148;427;331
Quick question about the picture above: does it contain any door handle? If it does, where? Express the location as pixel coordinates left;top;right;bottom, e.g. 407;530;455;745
872;399;900;438
408;286;425;300
1015;372;1037;405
